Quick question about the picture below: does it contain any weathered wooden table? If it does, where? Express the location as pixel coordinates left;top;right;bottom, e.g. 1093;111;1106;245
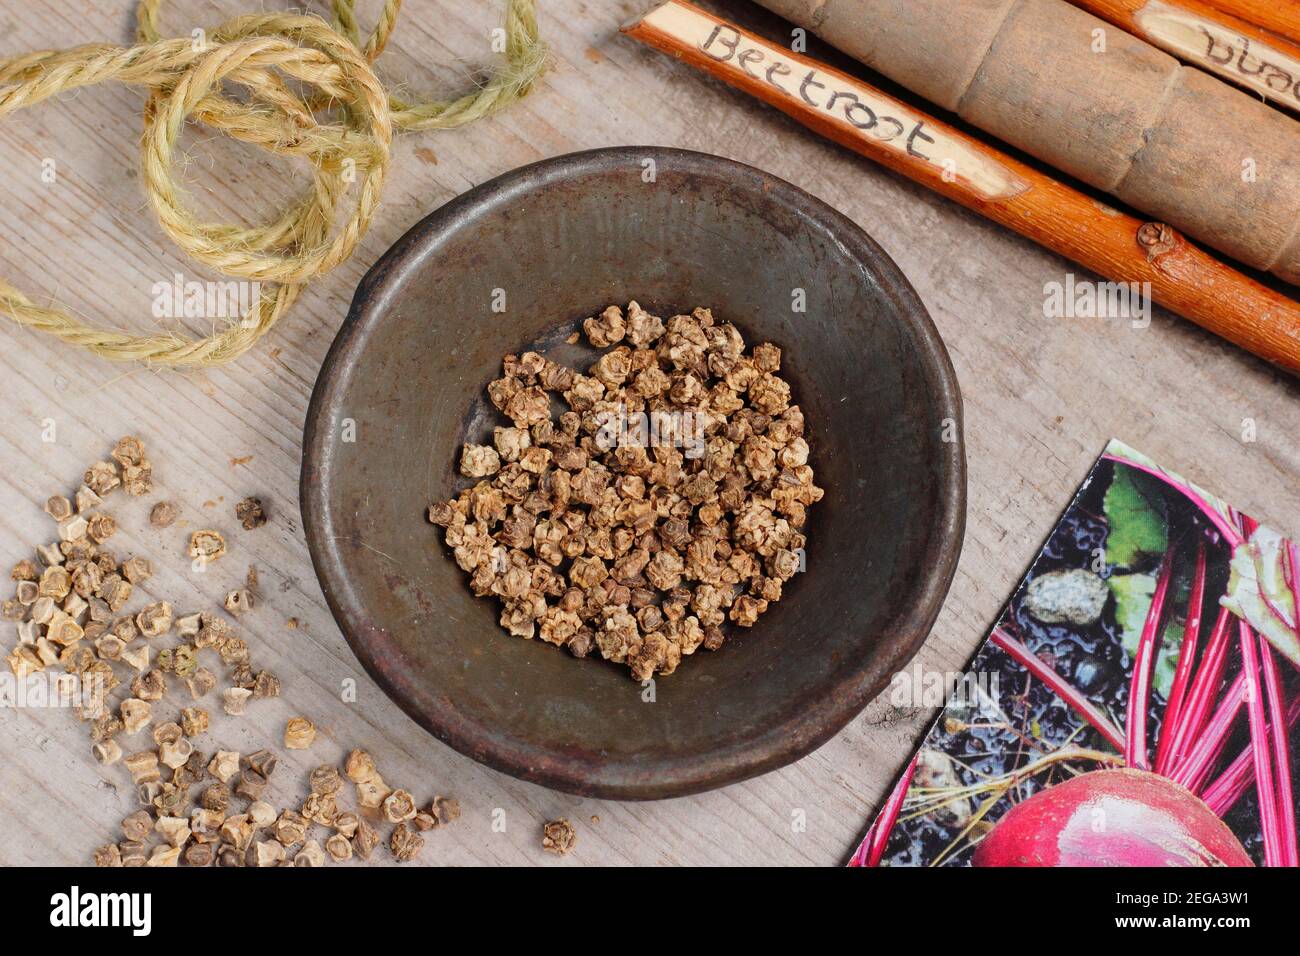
2;0;1297;866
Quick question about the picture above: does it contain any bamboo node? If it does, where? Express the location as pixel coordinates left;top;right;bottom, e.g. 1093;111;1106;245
1137;221;1180;260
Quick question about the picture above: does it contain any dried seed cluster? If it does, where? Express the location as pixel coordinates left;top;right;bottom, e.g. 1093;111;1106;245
235;496;267;531
429;303;822;681
542;818;577;855
0;436;544;866
96;744;460;867
4;437;163;695
0;437;411;866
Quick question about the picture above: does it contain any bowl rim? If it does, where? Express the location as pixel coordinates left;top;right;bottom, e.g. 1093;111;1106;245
301;145;966;799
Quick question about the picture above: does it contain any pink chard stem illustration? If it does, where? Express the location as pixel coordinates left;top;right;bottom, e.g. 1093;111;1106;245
1238;623;1283;867
1169;673;1245;791
864;453;1300;866
1164;607;1233;775
1259;641;1298;866
991;628;1126;752
1127;552;1174;770
1203;697;1300;816
852;754;918;868
1156;541;1206;774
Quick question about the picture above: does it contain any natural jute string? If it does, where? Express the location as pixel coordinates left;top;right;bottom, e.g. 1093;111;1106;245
0;0;546;367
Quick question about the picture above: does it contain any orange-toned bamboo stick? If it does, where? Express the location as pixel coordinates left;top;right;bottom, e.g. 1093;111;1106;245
1201;0;1300;45
622;0;1300;374
1071;0;1300;114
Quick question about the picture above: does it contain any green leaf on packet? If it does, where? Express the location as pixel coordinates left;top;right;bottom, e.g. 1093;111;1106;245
1103;466;1167;569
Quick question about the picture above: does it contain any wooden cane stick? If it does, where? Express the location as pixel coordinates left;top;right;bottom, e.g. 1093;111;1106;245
1200;0;1300;46
622;0;1300;374
1070;0;1300;114
752;0;1300;287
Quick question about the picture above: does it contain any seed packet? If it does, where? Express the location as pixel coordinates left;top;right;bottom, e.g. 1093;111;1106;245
851;439;1300;867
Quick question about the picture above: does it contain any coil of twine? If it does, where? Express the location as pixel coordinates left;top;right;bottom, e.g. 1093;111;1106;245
0;0;546;367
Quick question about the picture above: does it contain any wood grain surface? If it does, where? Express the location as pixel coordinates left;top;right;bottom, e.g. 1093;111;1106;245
1;0;1298;867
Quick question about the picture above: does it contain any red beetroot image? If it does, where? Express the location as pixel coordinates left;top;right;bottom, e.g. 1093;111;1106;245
853;441;1300;867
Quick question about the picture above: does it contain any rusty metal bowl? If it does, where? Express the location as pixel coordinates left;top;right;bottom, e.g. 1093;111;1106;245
302;147;965;799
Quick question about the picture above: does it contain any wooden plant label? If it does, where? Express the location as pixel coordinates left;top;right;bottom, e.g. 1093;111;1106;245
1135;0;1300;110
626;0;1300;371
628;1;1026;201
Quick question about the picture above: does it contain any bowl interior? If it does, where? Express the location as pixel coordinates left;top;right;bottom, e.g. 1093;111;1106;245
303;147;964;799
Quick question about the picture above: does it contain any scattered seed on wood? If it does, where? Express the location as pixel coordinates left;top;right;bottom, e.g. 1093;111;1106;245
183;843;214;867
184;666;215;699
309;765;342;796
325;833;353;862
301;791;339;826
234;767;267;800
5;440;483;871
389;823;424;862
120;556;151;584
158;737;193;769
224;588;254;615
146;845;180;867
272;810;308;847
180;707;208;737
252;840;284;867
75;485;101;513
222;687;252;716
431;795;461;826
284;717;316;750
344;749;378;783
120;698;151;735
131;669;166;701
86;513;116;543
118;841;147;866
251;670;280;699
542;818;577;855
135;601;173;638
188;530;227;564
44;496;73;522
245;749;278;779
381;789;417;823
208;750;240;784
235;496;267;530
352;818;380;860
155;816;191;848
123;751;160;784
149;501;177;528
93;844;122;868
241;803;272;831
294;839;326;867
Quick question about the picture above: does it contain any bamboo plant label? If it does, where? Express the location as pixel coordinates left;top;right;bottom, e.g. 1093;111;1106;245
632;1;1027;201
853;439;1300;867
1135;0;1300;111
